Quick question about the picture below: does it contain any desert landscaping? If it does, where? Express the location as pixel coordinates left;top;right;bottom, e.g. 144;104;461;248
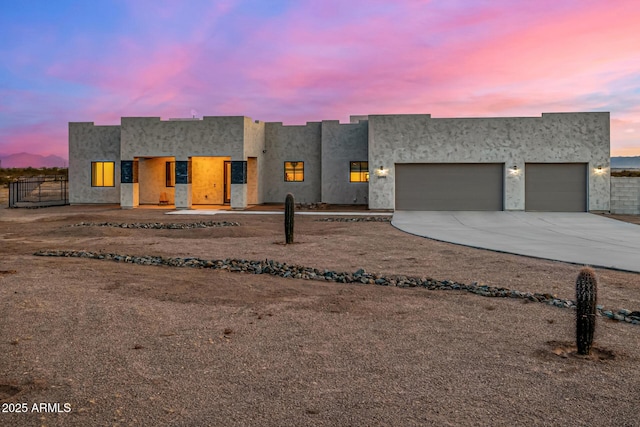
1;198;639;426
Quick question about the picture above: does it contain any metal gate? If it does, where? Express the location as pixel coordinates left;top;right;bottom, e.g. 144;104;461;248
8;176;69;208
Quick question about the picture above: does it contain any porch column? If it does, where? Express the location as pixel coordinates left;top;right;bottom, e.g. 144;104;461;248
120;160;139;209
175;160;192;209
230;160;247;210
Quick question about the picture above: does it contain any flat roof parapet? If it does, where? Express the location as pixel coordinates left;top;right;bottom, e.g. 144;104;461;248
69;122;120;128
349;115;369;123
265;121;321;127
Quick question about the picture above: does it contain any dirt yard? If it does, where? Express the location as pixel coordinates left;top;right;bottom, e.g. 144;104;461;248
1;204;639;426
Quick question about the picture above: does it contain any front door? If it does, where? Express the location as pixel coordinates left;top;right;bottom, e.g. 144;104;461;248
223;161;231;204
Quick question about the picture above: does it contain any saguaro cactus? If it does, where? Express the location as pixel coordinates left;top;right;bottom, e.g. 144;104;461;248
284;193;295;244
576;267;598;355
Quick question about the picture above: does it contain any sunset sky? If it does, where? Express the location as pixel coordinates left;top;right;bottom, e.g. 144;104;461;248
1;0;639;160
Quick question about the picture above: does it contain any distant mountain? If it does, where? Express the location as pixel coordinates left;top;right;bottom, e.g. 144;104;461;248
0;152;67;168
611;156;640;169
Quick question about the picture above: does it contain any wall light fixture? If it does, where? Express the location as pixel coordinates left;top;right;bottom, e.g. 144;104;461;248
374;165;389;177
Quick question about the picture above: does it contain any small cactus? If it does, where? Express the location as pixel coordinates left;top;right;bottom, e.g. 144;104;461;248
284;193;295;244
576;267;597;355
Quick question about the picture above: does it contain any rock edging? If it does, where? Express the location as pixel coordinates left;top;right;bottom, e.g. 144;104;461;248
70;221;239;229
32;249;640;325
314;217;391;222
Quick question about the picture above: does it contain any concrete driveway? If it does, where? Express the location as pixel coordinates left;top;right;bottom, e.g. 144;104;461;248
392;211;640;273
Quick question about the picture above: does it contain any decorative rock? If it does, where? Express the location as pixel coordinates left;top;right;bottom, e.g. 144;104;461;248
314;217;391;223
31;249;639;327
71;221;239;229
296;202;329;210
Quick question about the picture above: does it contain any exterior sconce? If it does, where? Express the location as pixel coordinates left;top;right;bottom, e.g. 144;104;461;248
594;166;605;175
509;165;520;175
374;165;388;178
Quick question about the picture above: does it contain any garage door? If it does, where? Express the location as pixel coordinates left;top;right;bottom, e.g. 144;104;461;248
395;163;503;211
525;163;587;212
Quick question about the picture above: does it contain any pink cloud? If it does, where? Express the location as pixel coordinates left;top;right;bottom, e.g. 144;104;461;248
241;0;637;152
3;0;639;157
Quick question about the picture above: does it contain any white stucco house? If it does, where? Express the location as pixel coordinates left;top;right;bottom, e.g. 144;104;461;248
68;112;610;212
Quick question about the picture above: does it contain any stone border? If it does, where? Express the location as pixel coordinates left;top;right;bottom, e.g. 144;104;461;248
313;217;391;222
33;249;640;325
70;221;239;229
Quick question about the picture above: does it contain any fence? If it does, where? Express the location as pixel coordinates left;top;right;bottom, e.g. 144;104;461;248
610;176;640;215
8;175;69;208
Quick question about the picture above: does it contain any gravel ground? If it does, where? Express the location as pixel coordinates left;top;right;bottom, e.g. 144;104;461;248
1;204;639;426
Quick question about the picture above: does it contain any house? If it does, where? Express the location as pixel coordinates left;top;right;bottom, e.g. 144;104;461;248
68;112;610;212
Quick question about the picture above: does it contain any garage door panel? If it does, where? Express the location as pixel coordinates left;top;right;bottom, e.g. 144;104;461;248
395;163;503;211
525;163;586;212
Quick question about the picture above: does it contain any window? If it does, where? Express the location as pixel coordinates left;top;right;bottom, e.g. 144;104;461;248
284;161;304;182
166;161;175;187
350;161;369;182
91;161;115;187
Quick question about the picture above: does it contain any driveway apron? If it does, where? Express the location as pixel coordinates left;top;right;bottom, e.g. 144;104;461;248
392;211;640;273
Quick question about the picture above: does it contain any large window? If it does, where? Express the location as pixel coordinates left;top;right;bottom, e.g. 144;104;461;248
91;161;115;187
166;161;175;187
350;161;369;182
284;161;304;182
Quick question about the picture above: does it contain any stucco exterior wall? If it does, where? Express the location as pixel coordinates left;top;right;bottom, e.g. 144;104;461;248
368;113;610;211
263;122;322;203
120;117;245;160
320;120;369;204
175;184;192;209
611;177;640;214
121;183;139;209
69;122;121;204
